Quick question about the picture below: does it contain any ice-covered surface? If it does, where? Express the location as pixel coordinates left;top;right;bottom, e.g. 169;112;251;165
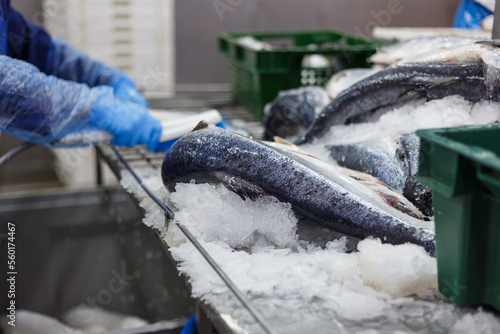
302;95;500;161
368;36;479;65
0;308;148;334
116;95;500;333
120;168;170;236
119;164;500;333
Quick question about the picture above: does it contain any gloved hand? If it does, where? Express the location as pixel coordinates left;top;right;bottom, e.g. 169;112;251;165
90;92;162;150
0;55;160;150
45;38;148;107
111;76;149;107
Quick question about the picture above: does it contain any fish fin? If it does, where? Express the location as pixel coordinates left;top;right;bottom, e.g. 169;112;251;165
273;136;295;146
476;40;500;48
398;90;421;99
192;120;210;132
431;76;460;86
400;77;460;99
212;171;267;201
374;189;423;220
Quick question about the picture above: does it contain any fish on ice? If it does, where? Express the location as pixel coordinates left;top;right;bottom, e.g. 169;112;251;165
161;124;435;255
296;62;489;144
327;133;433;218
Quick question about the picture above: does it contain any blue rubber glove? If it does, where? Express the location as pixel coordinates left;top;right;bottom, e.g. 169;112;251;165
90;93;162;150
0;55;161;149
112;76;149;107
45;38;149;107
180;314;197;334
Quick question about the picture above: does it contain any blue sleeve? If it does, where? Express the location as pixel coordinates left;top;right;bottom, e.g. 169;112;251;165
453;0;493;29
45;38;129;87
45;39;149;106
0;1;52;70
0;55;112;147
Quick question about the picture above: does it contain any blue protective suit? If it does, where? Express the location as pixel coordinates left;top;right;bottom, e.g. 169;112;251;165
453;0;493;29
0;0;161;149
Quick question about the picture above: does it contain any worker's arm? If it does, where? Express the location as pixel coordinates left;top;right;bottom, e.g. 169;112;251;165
45;39;149;107
1;0;52;70
0;55;161;150
3;3;148;106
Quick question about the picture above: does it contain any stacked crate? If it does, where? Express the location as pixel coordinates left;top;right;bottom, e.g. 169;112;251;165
43;0;174;96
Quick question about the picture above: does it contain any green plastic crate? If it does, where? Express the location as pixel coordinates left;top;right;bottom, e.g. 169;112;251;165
416;124;500;311
218;30;387;121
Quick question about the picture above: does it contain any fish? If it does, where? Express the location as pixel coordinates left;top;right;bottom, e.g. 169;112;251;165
263;86;330;141
267;138;423;219
161;124;435;254
399;133;433;218
325;68;380;100
327;134;433;218
296;62;489;145
397;42;492;64
369;36;479;65
327;136;408;192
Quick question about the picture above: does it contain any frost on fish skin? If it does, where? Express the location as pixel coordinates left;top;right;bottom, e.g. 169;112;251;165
161;127;436;255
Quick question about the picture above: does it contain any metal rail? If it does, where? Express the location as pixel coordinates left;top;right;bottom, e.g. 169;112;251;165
110;145;277;334
0;142;34;168
493;0;500;39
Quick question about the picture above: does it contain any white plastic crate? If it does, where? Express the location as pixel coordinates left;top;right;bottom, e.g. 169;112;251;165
51;146;118;188
43;0;174;96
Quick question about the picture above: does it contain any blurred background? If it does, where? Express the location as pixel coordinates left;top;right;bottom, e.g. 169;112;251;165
14;0;460;87
1;0;460;193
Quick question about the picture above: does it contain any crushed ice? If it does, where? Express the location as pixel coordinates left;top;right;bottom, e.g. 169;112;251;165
119;96;500;333
303;95;500;162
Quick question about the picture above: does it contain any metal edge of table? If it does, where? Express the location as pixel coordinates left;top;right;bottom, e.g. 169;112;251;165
95;143;254;334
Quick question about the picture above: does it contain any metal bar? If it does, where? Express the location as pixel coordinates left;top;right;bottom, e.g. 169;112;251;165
95;148;103;186
0;142;34;168
493;0;500;39
110;145;277;334
175;222;277;334
110;145;174;220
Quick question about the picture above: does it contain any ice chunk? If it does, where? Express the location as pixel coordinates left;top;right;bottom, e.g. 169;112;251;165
63;306;149;331
170;182;299;250
1;310;82;334
357;238;438;298
0;308;148;334
450;311;500;334
306;95;500;151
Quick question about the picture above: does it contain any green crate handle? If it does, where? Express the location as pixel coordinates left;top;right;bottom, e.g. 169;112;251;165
477;165;500;198
235;45;246;62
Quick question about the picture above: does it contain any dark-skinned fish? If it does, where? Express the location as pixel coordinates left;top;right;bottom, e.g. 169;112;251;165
263;86;329;141
162;124;435;255
327;133;433;218
296;62;489;145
